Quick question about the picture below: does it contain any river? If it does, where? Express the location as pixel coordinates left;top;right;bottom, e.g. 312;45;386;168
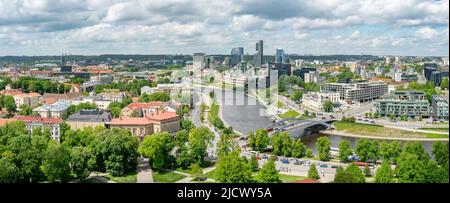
194;86;443;154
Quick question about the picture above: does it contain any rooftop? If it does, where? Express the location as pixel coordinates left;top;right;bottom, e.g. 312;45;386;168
15;116;63;124
34;101;70;112
111;117;153;125
67;109;112;122
127;102;164;110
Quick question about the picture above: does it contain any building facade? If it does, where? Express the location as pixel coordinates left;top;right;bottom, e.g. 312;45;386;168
66;109;112;130
375;91;431;118
15;116;63;142
302;92;341;112
33;101;70;118
322;81;388;103
431;94;449;121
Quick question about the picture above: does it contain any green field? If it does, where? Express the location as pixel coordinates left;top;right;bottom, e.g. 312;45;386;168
105;171;137;183
204;169;218;181
279;174;307;183
333;121;448;138
153;171;186;183
419;127;449;132
279;110;300;119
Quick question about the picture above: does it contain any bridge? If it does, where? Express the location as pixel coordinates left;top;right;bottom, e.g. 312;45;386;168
266;118;335;139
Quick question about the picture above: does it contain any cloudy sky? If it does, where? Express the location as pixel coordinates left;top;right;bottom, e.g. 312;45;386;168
0;0;448;56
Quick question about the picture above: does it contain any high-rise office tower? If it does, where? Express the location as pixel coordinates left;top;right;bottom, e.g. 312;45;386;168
275;49;286;63
193;53;206;70
230;47;244;67
253;40;263;68
61;53;66;66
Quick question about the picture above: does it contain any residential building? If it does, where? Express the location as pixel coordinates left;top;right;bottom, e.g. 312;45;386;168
122;101;179;118
13;92;40;110
33;101;70;118
375;91;431;118
322;81;388;103
304;71;319;83
302;92;341;112
71;95;111;110
431;94;448;121
99;89;127;102
15;116;63;142
66;109;112;130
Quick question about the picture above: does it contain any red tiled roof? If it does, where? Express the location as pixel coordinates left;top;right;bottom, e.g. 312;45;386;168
0;118;17;126
110;117;153;125
0;90;23;96
292;179;319;183
14;116;63;124
147;111;179;121
127;102;164;110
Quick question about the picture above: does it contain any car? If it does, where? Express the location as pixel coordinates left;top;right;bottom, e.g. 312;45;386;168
303;161;311;166
274;156;279;161
239;136;247;141
320;164;328;168
256;156;261;160
293;160;301;165
281;159;289;164
330;165;338;169
261;154;268;160
370;121;375;124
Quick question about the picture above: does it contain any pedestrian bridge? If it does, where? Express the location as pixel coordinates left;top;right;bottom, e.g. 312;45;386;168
266;118;335;138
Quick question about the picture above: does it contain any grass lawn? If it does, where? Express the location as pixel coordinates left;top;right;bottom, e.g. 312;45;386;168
279;110;300;119
333;121;449;138
276;101;286;108
153;171;186;183
204;169;218;181
105;171;137;183
419;127;449;132
278;174;307;183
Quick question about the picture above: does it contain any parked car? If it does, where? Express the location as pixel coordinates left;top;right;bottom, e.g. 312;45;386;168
303;160;311;166
261;154;268;160
320;164;328;168
281;159;289;164
293;160;301;165
330;165;338;169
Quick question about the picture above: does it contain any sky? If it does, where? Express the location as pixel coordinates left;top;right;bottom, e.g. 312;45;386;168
0;0;448;56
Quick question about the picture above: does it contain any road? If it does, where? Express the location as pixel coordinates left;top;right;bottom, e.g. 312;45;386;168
136;158;154;183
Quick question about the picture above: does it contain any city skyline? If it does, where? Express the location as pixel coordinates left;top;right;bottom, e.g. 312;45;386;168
0;0;449;56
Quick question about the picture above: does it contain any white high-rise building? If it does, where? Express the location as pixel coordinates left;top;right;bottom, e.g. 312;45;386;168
193;53;206;70
385;56;391;65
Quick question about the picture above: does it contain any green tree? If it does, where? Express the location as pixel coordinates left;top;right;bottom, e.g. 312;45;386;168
248;129;270;152
305;148;313;157
356;139;379;162
176;145;192;170
271;132;292;157
375;162;394;183
70;146;95;181
403;141;430;163
190;163;204;181
323;100;334;112
395;152;426;183
363;165;372;177
334;164;365;183
423;159;447;183
138;132;174;170
290;90;303;101
92;129;139;176
338;140;352;163
145;92;170;102
215;151;252;183
308;164;320;180
0;157;20;183
18;104;33;116
432;142;449;166
316;136;331;161
255;159;280;183
41;141;72;182
291;139;306;158
250;155;259;172
440;78;449;90
3;95;16;113
379;141;403;163
188;127;214;166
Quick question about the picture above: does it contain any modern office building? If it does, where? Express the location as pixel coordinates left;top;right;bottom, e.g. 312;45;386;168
268;62;291;79
322;81;388;103
424;63;438;81
375;91;431;118
431;94;449;121
292;67;316;80
193;53;206;70
230;47;244;67
275;49;287;63
253;40;264;68
431;71;442;86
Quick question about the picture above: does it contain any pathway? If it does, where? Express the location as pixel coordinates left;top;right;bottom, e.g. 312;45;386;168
136;158;154;183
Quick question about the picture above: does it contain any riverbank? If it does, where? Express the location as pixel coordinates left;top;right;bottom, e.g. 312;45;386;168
320;130;449;141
